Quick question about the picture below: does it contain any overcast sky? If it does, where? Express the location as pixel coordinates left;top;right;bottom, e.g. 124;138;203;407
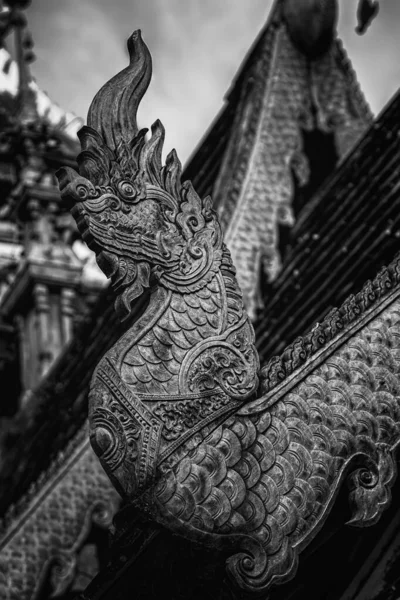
26;0;400;164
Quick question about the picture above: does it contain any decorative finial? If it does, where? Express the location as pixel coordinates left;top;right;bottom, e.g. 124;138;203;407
87;29;152;153
356;0;380;35
283;0;338;58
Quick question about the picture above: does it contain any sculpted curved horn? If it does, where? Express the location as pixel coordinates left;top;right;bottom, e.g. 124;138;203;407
87;29;152;152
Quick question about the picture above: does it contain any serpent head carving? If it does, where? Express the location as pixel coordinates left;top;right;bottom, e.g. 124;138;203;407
57;31;223;321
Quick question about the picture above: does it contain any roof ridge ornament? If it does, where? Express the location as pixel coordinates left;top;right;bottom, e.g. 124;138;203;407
283;0;379;57
356;0;380;35
57;31;400;596
283;0;338;57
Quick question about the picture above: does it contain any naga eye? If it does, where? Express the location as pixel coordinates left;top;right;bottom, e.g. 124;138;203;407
118;179;139;201
123;184;134;195
77;184;89;199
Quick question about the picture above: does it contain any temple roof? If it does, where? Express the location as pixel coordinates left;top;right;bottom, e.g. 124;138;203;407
0;47;82;142
0;1;81;173
255;86;400;362
184;0;373;319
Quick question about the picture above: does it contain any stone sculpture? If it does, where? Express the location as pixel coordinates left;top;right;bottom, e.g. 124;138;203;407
57;31;400;595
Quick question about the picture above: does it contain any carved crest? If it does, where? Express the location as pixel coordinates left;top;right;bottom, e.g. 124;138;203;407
57;30;400;596
58;31;224;322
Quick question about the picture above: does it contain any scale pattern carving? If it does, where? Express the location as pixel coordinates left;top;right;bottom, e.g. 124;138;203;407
151;304;400;592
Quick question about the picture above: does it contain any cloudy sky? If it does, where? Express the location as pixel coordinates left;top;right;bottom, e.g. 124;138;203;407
26;0;400;164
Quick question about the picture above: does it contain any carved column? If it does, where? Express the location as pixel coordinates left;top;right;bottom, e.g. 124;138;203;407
61;287;76;346
14;314;29;392
33;282;52;377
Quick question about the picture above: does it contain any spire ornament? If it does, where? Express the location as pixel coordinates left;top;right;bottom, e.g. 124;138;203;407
57;31;400;596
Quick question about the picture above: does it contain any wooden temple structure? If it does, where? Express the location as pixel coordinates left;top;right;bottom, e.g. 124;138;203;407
1;0;400;599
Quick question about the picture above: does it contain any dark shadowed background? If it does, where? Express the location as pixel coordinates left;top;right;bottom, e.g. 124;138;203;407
26;0;400;163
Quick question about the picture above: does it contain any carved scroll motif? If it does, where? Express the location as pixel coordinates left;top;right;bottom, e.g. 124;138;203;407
57;31;400;596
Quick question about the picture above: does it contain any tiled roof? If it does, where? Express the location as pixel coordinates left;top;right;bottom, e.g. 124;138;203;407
255;88;400;362
184;0;373;319
0;47;82;141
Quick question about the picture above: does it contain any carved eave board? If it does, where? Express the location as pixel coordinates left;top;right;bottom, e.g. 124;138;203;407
57;28;400;598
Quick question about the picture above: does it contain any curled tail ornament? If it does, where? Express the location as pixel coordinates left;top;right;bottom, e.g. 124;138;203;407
57;29;400;596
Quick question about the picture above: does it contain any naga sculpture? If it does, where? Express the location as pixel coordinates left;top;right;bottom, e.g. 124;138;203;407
57;30;400;596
